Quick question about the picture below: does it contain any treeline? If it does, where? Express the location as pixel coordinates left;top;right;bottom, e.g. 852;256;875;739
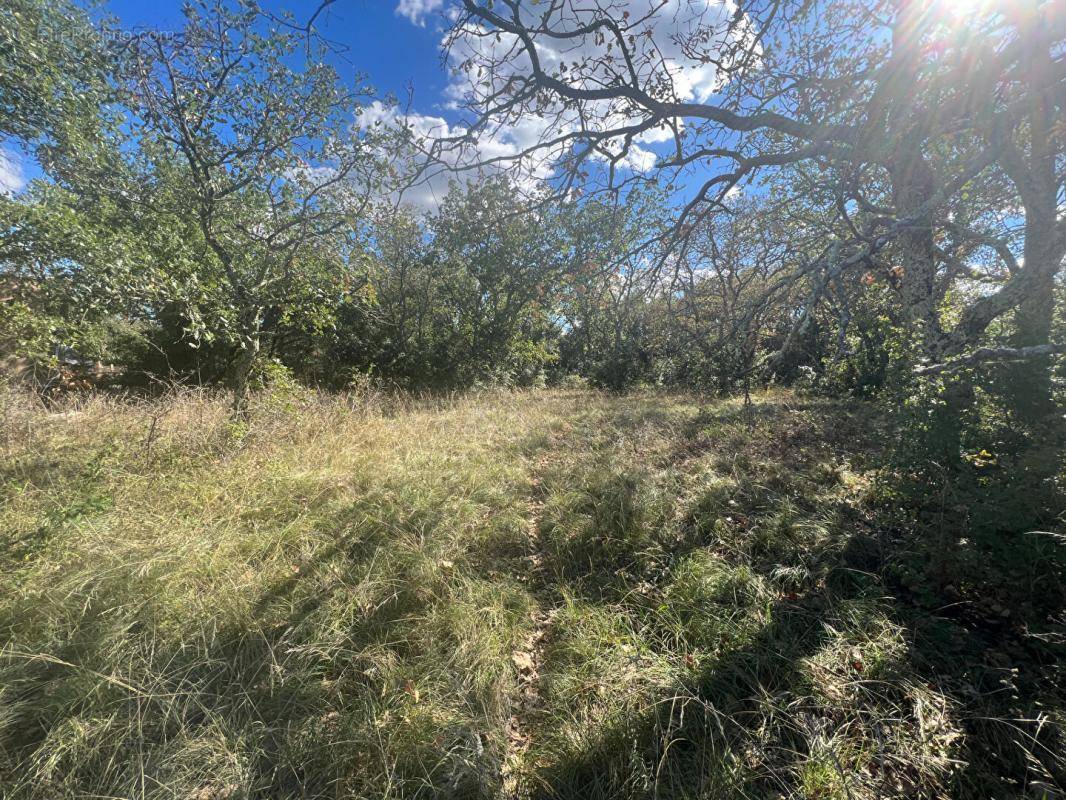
1;0;1064;524
0;0;842;397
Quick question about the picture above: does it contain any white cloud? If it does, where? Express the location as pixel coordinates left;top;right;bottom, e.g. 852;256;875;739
357;96;667;212
379;1;756;209
446;1;750;107
0;147;25;196
357;103;451;211
441;1;754;174
551;2;734;96
395;0;444;27
357;100;544;211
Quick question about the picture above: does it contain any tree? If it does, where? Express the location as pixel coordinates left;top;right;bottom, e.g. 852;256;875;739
426;177;569;384
555;190;668;387
0;0;110;144
119;0;387;410
666;195;801;391
440;0;1064;379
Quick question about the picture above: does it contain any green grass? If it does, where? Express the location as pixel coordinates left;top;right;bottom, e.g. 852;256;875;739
0;385;1062;798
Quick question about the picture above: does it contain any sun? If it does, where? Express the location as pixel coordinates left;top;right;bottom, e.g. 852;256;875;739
940;0;997;19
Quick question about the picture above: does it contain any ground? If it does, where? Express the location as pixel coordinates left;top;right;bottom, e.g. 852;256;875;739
0;386;1062;798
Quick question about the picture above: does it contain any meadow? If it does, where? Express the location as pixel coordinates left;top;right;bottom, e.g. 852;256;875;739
0;384;1062;799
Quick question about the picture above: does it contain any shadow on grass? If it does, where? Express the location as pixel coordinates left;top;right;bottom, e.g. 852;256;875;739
519;396;1065;799
523;536;889;798
1;393;1061;798
0;491;510;798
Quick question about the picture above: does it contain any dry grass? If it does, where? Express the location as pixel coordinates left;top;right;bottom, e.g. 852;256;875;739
0;384;1062;798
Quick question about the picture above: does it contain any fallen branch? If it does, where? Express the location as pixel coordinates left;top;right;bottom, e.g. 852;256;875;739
914;344;1066;376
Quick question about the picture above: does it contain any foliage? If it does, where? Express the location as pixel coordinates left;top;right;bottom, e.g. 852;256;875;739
0;0;110;143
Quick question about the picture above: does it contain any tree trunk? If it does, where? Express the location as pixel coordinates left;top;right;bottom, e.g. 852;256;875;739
1008;244;1059;426
881;0;944;363
1006;248;1063;511
231;333;261;418
1008;3;1062;430
888;153;943;361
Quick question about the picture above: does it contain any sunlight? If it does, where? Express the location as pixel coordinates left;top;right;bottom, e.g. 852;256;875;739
941;0;995;19
3;0;1062;795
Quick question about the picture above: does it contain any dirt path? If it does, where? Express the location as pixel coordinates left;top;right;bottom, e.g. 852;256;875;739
500;440;563;798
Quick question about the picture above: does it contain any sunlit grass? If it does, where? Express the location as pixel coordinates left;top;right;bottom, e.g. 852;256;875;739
0;384;1061;798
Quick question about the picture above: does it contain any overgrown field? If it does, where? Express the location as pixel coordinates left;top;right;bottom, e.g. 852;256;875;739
0;386;1062;799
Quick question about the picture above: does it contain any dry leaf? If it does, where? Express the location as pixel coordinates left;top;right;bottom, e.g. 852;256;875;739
403;679;419;703
512;651;535;672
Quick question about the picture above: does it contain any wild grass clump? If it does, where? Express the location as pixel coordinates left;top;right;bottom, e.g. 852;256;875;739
0;384;1062;798
0;384;554;797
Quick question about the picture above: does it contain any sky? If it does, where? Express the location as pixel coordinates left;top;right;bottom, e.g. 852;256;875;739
2;0;745;210
102;0;452;100
1;0;457;199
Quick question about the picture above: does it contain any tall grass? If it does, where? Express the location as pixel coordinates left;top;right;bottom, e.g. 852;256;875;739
0;384;1062;798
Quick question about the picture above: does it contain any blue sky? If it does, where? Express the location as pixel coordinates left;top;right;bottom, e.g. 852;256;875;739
1;0;457;195
102;0;451;103
1;0;747;210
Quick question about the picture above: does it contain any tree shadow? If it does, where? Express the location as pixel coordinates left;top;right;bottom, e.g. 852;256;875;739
0;489;510;798
523;527;891;798
518;395;1064;799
